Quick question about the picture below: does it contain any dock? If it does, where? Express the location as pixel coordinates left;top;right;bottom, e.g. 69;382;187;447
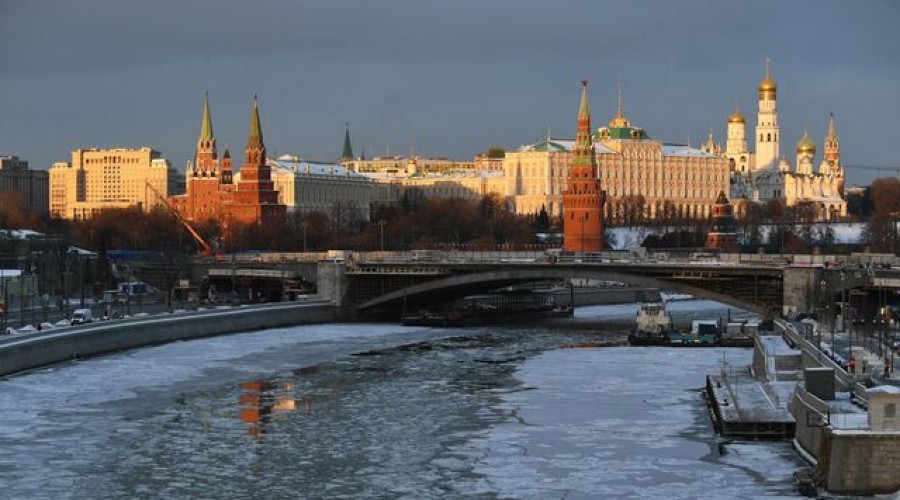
705;369;795;439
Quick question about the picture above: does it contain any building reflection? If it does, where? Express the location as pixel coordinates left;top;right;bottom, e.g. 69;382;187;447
239;380;300;437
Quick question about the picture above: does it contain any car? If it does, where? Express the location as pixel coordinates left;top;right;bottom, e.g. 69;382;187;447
70;308;93;325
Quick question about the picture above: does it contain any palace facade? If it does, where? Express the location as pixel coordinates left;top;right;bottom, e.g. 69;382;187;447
504;107;729;223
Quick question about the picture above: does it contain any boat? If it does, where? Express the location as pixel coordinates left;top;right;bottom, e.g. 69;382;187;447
629;303;730;347
628;302;674;345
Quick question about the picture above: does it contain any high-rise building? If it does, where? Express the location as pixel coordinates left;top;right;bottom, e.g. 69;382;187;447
562;80;604;252
49;148;172;220
0;155;48;218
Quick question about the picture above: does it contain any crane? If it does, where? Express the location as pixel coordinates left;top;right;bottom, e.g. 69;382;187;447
145;182;218;258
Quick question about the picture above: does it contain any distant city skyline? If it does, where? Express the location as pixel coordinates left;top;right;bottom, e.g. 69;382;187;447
1;0;898;186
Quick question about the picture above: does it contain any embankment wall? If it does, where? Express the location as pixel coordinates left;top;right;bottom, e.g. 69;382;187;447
0;301;335;378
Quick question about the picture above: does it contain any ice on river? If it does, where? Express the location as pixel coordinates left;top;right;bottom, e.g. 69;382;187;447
454;347;804;499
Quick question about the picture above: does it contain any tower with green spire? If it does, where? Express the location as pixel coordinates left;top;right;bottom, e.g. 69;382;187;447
196;91;218;176
562;80;604;252
342;123;354;161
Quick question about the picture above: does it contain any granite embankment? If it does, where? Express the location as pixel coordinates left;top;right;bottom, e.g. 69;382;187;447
0;300;335;378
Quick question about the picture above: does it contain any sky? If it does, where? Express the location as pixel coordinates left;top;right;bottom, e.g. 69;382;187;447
1;0;898;187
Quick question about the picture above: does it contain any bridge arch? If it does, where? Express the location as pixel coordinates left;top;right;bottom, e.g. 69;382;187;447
356;266;768;316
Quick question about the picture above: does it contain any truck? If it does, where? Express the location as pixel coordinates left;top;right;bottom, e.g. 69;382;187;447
71;308;93;325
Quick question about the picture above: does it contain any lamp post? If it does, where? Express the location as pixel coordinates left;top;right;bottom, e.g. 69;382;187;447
378;220;386;251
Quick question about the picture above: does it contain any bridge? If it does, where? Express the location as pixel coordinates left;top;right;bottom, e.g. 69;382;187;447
312;249;900;322
127;248;900;324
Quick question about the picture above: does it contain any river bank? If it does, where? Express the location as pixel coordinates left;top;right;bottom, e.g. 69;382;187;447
0;300;335;378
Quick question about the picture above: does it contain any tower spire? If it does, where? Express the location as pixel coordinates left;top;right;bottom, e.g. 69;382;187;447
342;122;354;160
578;79;590;119
200;90;214;142
826;112;837;140
617;77;624;118
247;94;264;150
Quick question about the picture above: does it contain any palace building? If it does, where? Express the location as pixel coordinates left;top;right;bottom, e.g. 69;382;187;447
169;94;285;228
504;91;728;224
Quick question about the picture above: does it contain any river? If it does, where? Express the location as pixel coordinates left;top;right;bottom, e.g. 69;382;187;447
0;300;807;499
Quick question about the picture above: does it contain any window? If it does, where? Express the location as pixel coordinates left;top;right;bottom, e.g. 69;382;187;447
886;403;896;419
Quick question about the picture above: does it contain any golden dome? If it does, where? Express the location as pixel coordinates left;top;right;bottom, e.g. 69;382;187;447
758;77;777;93
758;58;777;97
796;131;816;154
728;109;745;124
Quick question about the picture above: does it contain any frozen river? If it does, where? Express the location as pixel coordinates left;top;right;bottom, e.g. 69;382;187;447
0;301;807;499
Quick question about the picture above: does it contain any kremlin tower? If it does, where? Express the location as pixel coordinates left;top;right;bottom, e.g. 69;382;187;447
230;96;286;224
169;94;285;229
706;191;739;253
562;80;605;252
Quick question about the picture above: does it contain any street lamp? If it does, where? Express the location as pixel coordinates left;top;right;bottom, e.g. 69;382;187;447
378;220;386;251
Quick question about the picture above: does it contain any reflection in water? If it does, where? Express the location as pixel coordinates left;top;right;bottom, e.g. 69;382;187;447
239;381;299;436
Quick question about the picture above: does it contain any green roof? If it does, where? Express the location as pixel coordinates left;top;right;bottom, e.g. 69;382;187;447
598;126;650;140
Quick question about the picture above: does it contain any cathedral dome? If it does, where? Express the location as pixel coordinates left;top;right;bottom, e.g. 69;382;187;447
757;59;777;99
758;77;777;93
727;110;745;124
796;131;816;154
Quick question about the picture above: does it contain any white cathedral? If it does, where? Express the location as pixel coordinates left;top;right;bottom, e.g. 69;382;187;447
702;60;847;221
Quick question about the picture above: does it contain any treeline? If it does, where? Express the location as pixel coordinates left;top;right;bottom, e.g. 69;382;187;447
1;193;541;255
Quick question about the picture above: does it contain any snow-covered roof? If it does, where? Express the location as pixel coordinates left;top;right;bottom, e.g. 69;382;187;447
516;139;617;155
868;385;900;395
661;144;717;158
517;139;709;157
269;156;368;179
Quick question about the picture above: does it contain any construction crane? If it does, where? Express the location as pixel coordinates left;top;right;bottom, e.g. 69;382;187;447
145;182;218;258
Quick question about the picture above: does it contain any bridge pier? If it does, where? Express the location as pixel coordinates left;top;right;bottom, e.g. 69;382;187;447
317;259;352;320
782;265;824;318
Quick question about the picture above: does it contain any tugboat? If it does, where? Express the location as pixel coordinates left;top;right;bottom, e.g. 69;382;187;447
628;302;674;345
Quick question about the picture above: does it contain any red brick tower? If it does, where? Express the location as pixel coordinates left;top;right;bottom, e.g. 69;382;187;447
175;92;227;222
706;191;740;252
230;96;285;224
562;80;605;252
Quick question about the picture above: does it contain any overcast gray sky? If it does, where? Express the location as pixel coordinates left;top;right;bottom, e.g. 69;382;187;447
1;0;898;186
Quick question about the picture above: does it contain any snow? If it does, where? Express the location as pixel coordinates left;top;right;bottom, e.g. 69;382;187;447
758;335;800;356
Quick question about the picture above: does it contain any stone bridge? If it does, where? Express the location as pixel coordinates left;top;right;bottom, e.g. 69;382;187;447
311;250;900;321
183;249;900;323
